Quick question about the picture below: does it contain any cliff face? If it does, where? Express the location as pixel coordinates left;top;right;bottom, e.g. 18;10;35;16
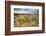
14;14;39;27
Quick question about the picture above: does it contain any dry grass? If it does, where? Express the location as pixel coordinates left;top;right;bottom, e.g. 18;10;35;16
14;14;39;27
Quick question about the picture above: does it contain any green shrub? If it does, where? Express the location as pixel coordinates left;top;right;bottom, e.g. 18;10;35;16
15;17;35;22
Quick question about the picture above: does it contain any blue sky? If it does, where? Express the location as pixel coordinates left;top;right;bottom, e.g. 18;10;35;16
14;8;39;12
14;8;39;14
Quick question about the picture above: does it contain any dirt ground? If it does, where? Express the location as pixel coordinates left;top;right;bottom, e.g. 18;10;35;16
14;14;39;27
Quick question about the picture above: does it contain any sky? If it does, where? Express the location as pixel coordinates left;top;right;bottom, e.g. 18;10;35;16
14;8;39;14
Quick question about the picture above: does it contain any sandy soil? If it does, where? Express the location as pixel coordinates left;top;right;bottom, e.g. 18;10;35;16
14;14;39;27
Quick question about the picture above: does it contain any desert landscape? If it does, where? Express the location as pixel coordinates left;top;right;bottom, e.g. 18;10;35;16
14;14;39;27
